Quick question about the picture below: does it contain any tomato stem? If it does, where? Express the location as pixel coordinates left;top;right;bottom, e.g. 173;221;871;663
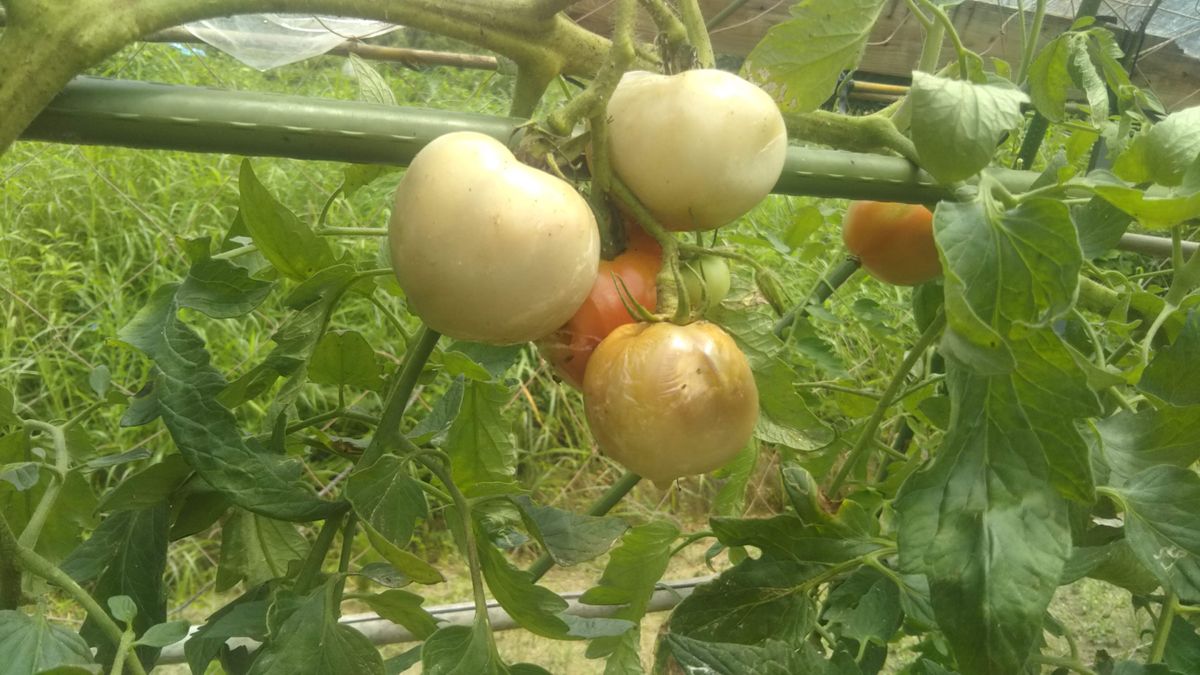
827;310;945;495
16;420;69;553
357;326;441;469
678;0;715;68
545;0;636;136
0;512;148;675
774;258;861;338
415;453;492;622
1149;591;1178;663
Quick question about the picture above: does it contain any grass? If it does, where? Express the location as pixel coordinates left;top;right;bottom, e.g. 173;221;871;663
0;30;1158;675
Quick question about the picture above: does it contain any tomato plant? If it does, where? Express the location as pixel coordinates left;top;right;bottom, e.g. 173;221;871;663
842;201;941;286
389;131;600;345
582;321;758;488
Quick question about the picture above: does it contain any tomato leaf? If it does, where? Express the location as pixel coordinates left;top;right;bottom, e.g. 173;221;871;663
1140;106;1200;187
96;454;190;513
176;257;274;319
666;557;816;645
741;0;887;112
214;509;308;591
1113;465;1200;603
1028;34;1072;121
910;73;1028;183
361;523;444;585
362;589;438;640
823;567;902;648
511;495;627;567
1067;33;1109;127
935;197;1081;373
120;285;339;521
220;265;359;408
656;634;850;674
895;353;1086;675
183;591;270;674
1092;181;1200;230
347;456;428;552
1091;406;1200;487
753;360;833;451
444;380;518;494
133;620;190;648
421;622;504;675
407;376;465;446
0;387;18;428
246;577;384;675
1166;616;1200;673
61;505;169;670
0;610;95;673
1139;311;1200;406
582;522;679;662
308;329;383;390
238;160;334;281
1073;196;1132;259
711;515;882;564
474;520;632;640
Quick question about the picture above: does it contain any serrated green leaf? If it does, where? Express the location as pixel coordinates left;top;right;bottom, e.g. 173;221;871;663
1142;106;1200;186
247;577;383;675
741;0;887;112
1067;33;1109;126
133;620;189;648
511;495;627;567
309;330;383;390
97;454;190;513
183;590;269;675
362;523;444;585
348;53;397;106
407;377;465;446
1092;406;1200;487
120;285;338;521
176;257;274;319
910;73;1028;183
0;611;94;673
421;622;503;675
347;456;428;552
363;590;438;640
1115;465;1200;602
1139;311;1200;405
1028;35;1071;121
238;160;334;281
444;380;517;493
215;509;309;591
667;557;816;645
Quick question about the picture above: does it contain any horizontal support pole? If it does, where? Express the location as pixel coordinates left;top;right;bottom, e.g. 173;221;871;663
20;77;1033;203
155;574;712;665
16;77;1187;258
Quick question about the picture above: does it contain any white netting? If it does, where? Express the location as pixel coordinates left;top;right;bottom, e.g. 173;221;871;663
183;14;401;70
991;0;1200;58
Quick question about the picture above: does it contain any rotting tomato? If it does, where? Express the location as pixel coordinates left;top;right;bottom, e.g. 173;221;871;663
389;131;600;344
606;69;788;232
538;224;661;389
841;201;941;286
583;321;758;487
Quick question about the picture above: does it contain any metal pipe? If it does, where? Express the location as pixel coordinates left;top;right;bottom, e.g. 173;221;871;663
155;574;712;665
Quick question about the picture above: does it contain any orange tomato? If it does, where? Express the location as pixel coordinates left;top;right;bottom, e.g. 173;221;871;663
841;201;941;286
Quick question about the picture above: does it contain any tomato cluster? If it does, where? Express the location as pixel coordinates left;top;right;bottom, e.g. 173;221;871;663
387;70;785;485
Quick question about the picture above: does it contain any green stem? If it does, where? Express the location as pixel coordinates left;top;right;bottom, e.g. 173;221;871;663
775;258;861;337
17;420;69;551
677;0;714;68
316;187;342;230
916;18;945;71
783;110;919;164
332;513;358;616
919;0;970;77
828;311;946;495
0;514;147;675
317;227;385;237
367;293;412;348
1031;655;1097;675
511;65;555;118
294;514;344;593
0;513;22;610
109;628;136;675
416;455;490;620
211;244;257;261
527;471;642;581
1015;0;1047;83
545;0;636;136
705;0;749;30
357;326;441;469
1149;592;1178;663
1015;113;1050;170
610;175;681;319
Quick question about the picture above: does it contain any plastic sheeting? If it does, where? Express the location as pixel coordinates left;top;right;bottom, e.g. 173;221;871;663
183;14;400;70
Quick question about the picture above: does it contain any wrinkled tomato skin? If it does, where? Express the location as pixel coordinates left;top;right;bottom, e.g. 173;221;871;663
538;229;660;389
841;201;941;286
582;321;758;487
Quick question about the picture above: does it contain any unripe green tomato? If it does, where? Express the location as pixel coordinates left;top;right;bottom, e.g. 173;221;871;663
388;132;600;344
681;256;731;311
606;70;788;231
583;321;759;488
